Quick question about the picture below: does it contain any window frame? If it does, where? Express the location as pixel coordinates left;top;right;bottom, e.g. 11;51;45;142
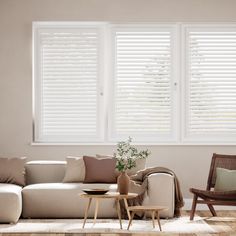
33;22;107;143
32;22;236;145
181;24;236;144
107;24;180;143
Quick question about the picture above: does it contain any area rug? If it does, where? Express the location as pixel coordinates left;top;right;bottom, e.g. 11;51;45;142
0;217;218;234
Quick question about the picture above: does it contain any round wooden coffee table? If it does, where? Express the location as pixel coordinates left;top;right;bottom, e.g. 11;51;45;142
80;192;138;229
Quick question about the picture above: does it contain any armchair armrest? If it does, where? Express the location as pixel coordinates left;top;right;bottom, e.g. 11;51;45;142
142;173;175;218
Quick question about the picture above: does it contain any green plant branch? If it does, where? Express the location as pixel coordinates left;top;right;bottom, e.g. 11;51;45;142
114;137;151;172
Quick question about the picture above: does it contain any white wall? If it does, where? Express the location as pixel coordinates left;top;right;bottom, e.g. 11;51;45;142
0;0;236;198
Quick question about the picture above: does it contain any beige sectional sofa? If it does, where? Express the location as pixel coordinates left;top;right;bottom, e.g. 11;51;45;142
0;184;22;223
0;160;175;223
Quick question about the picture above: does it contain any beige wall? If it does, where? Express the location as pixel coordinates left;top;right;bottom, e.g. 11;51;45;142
0;0;236;198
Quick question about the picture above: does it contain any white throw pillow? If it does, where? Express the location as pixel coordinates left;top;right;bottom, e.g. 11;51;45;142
214;167;236;191
63;156;85;183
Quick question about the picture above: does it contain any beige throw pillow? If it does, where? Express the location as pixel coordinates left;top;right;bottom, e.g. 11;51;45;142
63;156;85;183
83;156;117;183
0;157;27;186
214;167;236;191
96;154;146;176
127;158;146;176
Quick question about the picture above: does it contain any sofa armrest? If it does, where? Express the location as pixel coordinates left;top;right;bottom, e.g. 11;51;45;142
142;173;175;218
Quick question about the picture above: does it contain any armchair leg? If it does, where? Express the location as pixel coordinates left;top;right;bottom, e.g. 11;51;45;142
190;194;198;220
207;204;217;217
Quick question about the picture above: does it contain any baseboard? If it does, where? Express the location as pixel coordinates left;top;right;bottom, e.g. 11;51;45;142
183;198;236;210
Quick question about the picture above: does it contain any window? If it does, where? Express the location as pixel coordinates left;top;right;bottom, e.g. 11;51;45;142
33;22;236;144
33;23;105;142
183;25;236;143
109;25;178;142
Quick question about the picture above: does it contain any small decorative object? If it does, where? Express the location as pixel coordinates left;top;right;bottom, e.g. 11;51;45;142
82;189;109;195
117;171;130;195
114;137;151;194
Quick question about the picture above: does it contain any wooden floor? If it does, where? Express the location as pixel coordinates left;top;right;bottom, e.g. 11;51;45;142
194;210;236;236
0;210;235;236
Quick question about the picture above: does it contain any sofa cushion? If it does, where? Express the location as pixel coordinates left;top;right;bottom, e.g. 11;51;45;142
0;157;26;186
83;156;117;183
63;156;85;183
0;183;22;223
96;154;146;176
22;183;117;218
25;161;66;185
128;158;146;176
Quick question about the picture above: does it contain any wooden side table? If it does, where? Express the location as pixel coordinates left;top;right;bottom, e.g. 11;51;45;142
127;206;168;231
80;192;138;229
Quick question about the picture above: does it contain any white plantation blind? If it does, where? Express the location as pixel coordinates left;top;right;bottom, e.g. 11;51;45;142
34;23;103;142
33;23;236;144
110;27;177;141
184;26;236;142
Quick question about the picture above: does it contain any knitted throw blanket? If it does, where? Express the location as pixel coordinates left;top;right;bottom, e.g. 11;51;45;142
120;166;184;218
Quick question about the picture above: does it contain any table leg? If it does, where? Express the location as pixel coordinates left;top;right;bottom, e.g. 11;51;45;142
123;198;131;220
94;198;100;224
82;197;92;228
127;211;135;230
116;199;122;229
155;210;162;231
151;210;156;228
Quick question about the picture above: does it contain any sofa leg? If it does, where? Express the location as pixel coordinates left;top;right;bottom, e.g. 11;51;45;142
190;194;198;220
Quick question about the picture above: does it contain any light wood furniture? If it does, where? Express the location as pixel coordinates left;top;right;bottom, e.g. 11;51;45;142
190;153;236;220
80;192;138;229
127;205;168;231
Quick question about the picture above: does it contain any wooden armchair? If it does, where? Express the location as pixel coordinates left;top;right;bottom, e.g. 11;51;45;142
189;153;236;220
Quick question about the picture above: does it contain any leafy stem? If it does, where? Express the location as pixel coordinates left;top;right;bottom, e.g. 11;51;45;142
114;137;151;172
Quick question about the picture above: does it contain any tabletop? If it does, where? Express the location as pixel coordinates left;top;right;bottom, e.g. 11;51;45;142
80;192;138;199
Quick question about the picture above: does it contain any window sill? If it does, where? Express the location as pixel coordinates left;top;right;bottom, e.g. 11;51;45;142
30;142;236;146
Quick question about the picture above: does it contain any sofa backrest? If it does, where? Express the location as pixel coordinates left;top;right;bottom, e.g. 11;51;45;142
25;161;66;185
24;158;147;185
